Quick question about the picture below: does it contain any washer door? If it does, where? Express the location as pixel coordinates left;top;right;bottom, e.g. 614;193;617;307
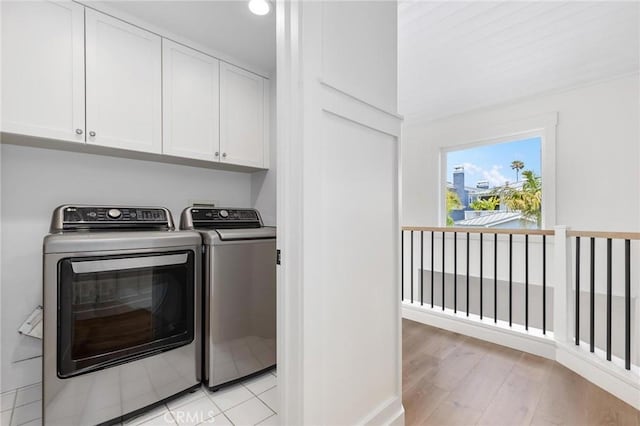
57;250;195;378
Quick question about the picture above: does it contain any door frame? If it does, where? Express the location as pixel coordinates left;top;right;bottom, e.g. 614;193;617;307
275;1;305;423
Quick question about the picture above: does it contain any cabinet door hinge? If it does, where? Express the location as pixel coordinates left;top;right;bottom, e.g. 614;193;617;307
276;249;281;265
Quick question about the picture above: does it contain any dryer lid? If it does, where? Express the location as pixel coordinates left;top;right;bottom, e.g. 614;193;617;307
214;227;276;241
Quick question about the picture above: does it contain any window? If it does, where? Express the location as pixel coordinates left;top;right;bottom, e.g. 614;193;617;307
444;136;542;229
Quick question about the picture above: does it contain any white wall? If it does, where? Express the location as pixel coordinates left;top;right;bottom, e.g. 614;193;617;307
401;73;640;368
402;74;640;232
277;2;402;424
0;143;253;391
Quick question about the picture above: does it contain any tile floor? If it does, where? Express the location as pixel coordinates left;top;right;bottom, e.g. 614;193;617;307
1;382;42;426
1;370;278;426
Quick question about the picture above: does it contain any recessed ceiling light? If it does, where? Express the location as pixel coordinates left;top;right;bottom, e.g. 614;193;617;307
248;0;270;16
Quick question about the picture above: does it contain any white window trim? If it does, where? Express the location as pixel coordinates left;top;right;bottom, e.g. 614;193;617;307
439;112;558;229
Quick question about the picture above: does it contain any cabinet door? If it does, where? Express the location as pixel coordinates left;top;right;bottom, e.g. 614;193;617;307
85;9;162;153
1;1;85;142
162;40;220;161
220;63;267;169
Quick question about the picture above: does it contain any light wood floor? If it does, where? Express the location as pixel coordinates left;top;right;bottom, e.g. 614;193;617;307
402;319;640;426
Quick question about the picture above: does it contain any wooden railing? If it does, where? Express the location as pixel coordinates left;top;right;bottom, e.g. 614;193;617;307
402;226;555;236
401;226;638;372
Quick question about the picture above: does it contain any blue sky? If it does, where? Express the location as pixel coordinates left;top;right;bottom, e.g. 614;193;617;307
446;137;541;188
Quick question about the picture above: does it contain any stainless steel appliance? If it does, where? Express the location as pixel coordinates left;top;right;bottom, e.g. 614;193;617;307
181;207;276;390
43;205;201;425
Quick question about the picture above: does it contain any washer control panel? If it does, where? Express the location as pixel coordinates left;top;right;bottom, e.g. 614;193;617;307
52;205;173;231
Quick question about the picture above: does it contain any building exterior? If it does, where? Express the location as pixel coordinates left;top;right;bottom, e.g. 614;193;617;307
448;165;531;228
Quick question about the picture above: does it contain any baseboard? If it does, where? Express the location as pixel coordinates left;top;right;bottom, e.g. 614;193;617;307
556;342;640;411
360;395;405;426
386;406;405;426
403;303;640;411
402;303;556;359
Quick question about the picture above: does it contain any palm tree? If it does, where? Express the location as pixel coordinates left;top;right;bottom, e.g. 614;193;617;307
500;170;542;226
511;160;525;182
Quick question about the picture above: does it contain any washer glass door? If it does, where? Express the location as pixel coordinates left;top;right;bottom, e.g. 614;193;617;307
57;250;195;378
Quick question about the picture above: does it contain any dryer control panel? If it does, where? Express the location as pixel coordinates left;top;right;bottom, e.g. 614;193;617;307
181;207;263;230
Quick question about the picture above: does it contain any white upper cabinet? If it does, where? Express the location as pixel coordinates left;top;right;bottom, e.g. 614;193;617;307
220;63;268;169
1;1;85;143
2;3;269;170
163;40;220;161
85;9;162;153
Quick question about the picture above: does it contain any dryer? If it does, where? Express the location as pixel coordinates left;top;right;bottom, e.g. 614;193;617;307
181;207;276;390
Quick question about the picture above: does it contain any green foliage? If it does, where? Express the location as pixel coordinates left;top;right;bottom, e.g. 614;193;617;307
469;196;500;211
446;191;462;226
500;170;542;226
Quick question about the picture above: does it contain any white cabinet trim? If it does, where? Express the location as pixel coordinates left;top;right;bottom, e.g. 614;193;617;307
220;62;266;169
1;0;85;143
262;80;270;169
162;39;220;162
85;9;162;154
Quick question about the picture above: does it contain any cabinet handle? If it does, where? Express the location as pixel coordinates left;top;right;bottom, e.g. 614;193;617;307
222;152;227;158
75;129;83;135
89;131;96;137
214;152;219;157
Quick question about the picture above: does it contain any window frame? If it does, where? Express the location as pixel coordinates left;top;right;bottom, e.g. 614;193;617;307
439;113;557;229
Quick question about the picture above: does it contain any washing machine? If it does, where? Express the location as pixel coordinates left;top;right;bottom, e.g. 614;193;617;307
43;205;202;425
181;207;276;390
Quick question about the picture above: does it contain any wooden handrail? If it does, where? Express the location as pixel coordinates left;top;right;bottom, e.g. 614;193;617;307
401;226;555;236
401;226;640;239
566;230;640;240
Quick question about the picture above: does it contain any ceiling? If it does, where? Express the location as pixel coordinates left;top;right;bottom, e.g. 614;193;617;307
399;1;640;120
103;0;276;74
